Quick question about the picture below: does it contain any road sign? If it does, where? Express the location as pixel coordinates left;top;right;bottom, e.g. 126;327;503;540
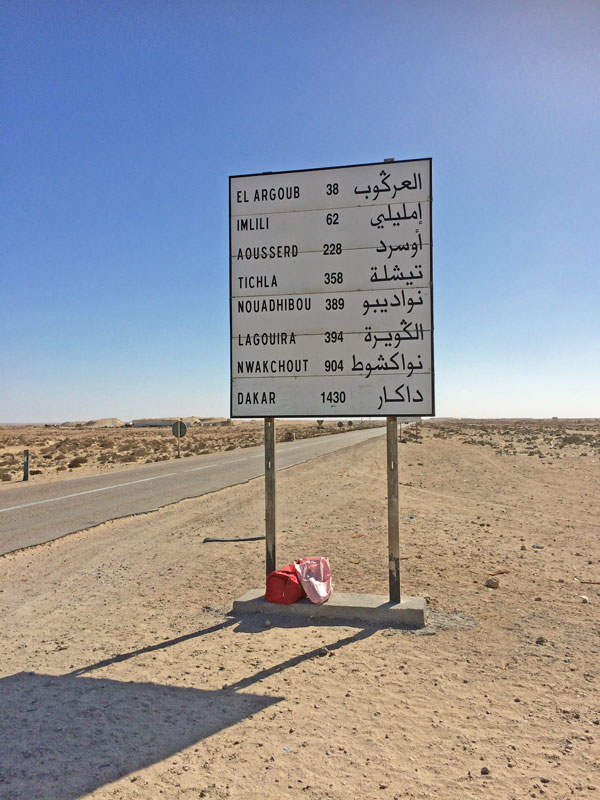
230;159;433;418
172;421;187;438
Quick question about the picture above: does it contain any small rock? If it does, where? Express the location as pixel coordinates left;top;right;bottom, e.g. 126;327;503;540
520;545;527;550
485;577;499;589
481;766;490;775
579;595;590;603
320;647;330;656
536;636;546;645
264;619;271;626
540;777;550;784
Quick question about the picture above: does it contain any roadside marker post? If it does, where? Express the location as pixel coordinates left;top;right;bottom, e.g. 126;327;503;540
23;450;29;482
172;420;187;458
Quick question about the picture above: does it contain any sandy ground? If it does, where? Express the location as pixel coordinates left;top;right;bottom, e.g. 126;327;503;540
1;419;599;799
0;420;368;488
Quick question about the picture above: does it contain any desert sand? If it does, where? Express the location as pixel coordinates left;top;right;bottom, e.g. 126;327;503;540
1;419;599;799
0;420;364;487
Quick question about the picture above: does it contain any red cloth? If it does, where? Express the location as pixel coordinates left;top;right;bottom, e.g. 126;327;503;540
265;563;306;604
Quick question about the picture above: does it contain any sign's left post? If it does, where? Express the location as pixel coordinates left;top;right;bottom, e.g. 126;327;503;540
264;417;276;575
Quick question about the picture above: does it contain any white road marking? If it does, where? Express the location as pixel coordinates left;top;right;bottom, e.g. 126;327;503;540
0;473;178;513
1;431;379;516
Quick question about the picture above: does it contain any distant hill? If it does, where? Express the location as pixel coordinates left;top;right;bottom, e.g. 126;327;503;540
58;418;124;428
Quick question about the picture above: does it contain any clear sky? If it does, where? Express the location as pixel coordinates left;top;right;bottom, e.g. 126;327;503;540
2;0;599;422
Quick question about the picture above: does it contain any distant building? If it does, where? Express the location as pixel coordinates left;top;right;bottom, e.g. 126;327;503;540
130;417;232;428
131;419;178;428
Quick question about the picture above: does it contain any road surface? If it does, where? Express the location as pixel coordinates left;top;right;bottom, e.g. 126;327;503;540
0;427;384;555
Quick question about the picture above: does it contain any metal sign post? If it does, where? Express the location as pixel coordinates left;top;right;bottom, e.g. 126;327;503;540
387;417;401;602
264;417;276;575
172;420;187;458
23;449;29;482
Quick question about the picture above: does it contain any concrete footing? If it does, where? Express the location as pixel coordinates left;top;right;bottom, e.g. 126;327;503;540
232;589;427;628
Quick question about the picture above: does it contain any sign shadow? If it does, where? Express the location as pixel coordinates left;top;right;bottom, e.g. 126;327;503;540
0;670;281;800
1;617;377;800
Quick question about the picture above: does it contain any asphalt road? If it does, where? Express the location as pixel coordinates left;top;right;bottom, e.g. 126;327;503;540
0;427;384;555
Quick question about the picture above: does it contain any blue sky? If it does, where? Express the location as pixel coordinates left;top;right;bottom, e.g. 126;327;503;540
2;0;599;422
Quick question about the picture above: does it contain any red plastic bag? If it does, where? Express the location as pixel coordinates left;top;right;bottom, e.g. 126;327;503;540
265;564;306;604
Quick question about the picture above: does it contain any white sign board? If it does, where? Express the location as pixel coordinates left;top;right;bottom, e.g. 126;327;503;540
230;159;434;418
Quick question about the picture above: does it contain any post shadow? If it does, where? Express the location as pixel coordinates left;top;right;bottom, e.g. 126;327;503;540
70;619;237;677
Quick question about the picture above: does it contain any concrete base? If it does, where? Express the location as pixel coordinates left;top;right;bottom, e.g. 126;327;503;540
232;589;427;628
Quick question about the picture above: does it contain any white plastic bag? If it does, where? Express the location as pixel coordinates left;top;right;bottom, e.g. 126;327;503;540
294;557;332;604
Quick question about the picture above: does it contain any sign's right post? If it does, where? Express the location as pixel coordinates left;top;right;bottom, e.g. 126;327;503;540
387;416;400;602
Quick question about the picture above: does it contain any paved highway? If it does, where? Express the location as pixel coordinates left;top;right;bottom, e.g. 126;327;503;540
0;427;384;555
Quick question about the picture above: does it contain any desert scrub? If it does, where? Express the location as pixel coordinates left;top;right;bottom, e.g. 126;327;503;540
68;456;88;468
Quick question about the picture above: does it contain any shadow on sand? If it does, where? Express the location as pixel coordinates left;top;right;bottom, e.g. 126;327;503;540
1;617;375;799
